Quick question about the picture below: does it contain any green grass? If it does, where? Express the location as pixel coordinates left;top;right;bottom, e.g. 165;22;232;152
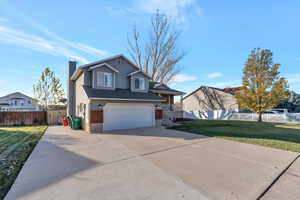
0;126;47;200
172;120;300;152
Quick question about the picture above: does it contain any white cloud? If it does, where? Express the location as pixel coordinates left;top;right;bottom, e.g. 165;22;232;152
211;80;241;88
104;6;138;16
171;73;198;83
135;0;201;23
208;72;222;79
0;25;107;64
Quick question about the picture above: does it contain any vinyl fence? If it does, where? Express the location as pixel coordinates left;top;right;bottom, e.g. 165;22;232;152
184;110;300;123
0;109;67;126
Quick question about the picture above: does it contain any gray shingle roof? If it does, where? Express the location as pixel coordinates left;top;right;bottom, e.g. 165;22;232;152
83;86;165;101
150;87;185;94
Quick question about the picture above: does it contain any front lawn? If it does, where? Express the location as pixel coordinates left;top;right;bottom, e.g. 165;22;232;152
172;120;300;152
0;126;47;200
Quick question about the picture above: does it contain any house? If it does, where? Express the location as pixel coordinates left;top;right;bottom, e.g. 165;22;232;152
67;54;184;133
221;86;244;95
181;86;239;119
0;92;39;111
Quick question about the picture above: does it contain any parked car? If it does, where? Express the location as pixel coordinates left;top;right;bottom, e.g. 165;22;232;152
267;109;289;114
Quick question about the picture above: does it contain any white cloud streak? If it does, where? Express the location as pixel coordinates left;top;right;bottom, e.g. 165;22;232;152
171;73;198;83
0;24;107;64
135;0;201;23
208;72;222;79
211;80;241;88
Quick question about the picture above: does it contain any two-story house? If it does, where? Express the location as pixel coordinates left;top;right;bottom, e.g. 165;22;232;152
0;92;39;111
68;54;184;133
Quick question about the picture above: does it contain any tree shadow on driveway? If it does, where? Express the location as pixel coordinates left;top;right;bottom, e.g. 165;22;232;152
5;140;102;200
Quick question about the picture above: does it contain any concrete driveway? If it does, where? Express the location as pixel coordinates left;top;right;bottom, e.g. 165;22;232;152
5;126;300;200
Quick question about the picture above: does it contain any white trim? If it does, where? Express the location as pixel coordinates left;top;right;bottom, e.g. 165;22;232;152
134;77;145;90
89;97;164;102
88;63;119;73
127;70;151;78
70;69;83;80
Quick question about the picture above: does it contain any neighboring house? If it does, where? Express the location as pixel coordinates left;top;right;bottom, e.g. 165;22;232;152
67;54;184;133
181;86;239;119
0;92;39;111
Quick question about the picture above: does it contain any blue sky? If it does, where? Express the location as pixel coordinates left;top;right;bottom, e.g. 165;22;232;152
0;0;299;98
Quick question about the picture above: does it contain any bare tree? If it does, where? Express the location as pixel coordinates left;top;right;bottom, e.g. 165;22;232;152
127;11;185;84
33;67;65;110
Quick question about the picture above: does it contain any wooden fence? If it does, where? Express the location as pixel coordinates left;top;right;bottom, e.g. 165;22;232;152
0;109;67;126
47;109;67;125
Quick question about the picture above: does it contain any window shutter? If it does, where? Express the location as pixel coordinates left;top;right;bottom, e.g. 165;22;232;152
107;73;112;87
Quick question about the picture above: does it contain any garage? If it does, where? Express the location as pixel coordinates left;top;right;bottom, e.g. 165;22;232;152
103;103;155;131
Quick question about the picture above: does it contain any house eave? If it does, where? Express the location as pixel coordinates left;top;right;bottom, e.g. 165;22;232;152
150;89;185;96
70;69;83;81
89;97;164;102
127;70;151;79
88;63;120;73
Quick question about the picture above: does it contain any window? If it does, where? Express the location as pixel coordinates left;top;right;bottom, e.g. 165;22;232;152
20;101;24;106
134;77;145;90
14;100;17;106
96;71;113;88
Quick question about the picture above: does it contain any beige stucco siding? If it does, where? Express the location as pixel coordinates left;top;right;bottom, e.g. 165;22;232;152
75;73;89;125
182;87;239;111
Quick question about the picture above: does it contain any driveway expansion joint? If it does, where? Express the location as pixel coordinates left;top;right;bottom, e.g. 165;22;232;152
256;153;300;200
103;138;216;166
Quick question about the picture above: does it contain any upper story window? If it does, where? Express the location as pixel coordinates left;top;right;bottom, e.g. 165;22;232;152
20;101;24;106
134;77;145;90
96;71;113;88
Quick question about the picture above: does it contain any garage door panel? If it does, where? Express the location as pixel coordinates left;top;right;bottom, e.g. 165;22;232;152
103;103;154;131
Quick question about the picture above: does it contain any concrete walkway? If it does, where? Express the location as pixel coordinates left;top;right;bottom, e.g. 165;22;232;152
5;126;300;200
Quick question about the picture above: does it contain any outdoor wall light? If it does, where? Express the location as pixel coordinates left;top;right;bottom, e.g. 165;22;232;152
98;104;103;109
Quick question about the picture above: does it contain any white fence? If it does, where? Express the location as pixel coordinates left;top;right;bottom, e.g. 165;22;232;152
184;110;236;120
184;110;300;123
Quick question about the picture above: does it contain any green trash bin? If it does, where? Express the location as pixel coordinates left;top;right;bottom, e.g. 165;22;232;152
71;117;82;130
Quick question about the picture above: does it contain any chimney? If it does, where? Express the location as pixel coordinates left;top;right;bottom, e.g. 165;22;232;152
67;61;77;117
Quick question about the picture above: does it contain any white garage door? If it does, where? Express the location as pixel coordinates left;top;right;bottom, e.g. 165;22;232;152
103;103;155;131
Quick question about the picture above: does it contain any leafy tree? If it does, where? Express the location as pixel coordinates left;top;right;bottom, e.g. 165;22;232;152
33;67;65;110
236;48;289;122
127;11;185;84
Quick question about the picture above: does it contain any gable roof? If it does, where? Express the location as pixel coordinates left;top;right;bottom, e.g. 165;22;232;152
79;54;139;70
182;86;233;100
0;92;36;101
71;54;139;81
88;62;119;73
127;70;151;79
149;81;185;95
